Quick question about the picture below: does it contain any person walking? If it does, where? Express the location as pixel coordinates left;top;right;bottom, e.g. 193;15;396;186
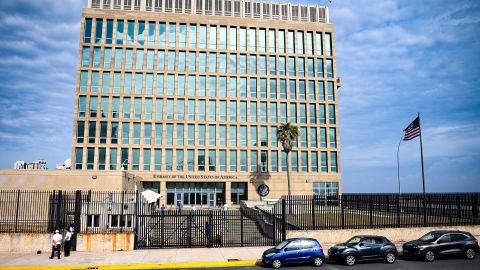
64;227;72;257
49;230;62;259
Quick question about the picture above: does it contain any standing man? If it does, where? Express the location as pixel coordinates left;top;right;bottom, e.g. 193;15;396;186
49;230;62;259
64;227;72;257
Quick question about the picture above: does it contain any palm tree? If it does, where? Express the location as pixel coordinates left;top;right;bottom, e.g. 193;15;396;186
276;123;299;197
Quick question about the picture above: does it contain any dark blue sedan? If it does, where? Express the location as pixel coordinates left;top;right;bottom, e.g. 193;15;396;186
328;235;398;266
262;238;325;269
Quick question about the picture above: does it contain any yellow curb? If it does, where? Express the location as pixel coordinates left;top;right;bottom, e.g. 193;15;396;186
0;259;262;270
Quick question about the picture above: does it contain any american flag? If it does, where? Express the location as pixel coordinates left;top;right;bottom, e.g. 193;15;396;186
403;116;421;141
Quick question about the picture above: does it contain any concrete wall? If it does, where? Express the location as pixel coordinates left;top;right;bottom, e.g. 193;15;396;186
0;233;134;253
0;170;138;191
287;225;480;246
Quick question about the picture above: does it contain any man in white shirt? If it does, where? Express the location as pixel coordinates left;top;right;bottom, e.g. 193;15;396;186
64;227;72;257
49;230;62;259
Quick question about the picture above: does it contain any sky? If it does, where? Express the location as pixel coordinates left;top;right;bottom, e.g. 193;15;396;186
0;0;479;193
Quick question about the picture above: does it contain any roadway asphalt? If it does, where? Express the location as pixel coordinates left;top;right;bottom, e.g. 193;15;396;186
161;256;480;270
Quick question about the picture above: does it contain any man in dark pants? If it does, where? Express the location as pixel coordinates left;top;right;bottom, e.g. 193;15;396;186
50;230;62;259
64;227;72;257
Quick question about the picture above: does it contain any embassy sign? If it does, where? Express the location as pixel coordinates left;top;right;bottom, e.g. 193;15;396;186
153;174;238;180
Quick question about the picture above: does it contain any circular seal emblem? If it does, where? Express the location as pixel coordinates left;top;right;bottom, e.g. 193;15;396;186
257;184;270;197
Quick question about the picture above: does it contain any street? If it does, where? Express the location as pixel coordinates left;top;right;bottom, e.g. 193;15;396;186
165;257;480;270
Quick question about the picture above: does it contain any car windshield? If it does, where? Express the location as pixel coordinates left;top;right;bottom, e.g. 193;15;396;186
346;237;362;245
419;232;443;242
275;240;290;250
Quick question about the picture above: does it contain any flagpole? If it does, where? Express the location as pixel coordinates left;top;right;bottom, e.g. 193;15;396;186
418;112;427;226
418;112;426;196
397;135;403;213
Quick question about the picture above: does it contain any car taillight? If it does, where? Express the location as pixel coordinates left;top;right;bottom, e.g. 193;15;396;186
319;244;323;250
389;241;395;246
475;239;478;244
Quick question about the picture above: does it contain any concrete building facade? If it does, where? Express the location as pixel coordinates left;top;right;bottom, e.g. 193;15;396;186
72;0;341;207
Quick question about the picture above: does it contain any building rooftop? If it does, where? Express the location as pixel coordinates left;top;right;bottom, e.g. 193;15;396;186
88;0;329;23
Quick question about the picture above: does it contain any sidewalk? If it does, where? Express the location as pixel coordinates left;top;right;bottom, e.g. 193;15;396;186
0;246;269;270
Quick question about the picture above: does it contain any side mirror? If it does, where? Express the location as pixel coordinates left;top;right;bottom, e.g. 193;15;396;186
437;240;443;244
284;248;290;252
359;243;364;247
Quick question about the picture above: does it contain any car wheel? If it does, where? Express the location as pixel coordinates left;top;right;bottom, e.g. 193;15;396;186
424;250;435;262
465;248;476;260
313;256;324;267
271;259;282;269
345;254;356;266
385;251;396;264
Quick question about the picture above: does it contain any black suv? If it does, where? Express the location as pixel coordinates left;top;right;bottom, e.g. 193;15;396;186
403;230;479;262
328;235;398;266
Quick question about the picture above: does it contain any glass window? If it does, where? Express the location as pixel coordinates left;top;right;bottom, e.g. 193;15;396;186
189;24;197;48
178;51;186;71
249;55;257;74
91;71;99;92
87;147;95;170
166;99;174;120
259;102;267;123
188;52;196;72
157;51;165;71
309;104;316;124
168;23;176;47
260;78;267;98
311;152;318;172
127;20;135;45
301;151;308;172
260;150;268;172
198;100;206;121
177;99;185;120
288;31;294;53
209;53;216;73
219;150;226;172
239;27;247;50
177;124;184;146
84;18;92;43
168;51;176;71
319;104;326;124
187;124;195;146
300;127;307;147
121;148;129;170
187;150;194;171
198;150;205;171
198;124;206;146
269;56;276;76
329;127;337;148
239;125;247;146
116;20;124;44
297;31;304;54
258;29;266;52
239;54;247;74
110;148;117;170
155;123;163;145
316;59;324;77
134;73;143;94
308;80;315;100
260;126;268;147
165;149;173;171
145;74;154;94
229;54;237;74
288;57;296;76
328;104;336;124
166;124;174;145
330;152;338;172
270;127;278;148
154;149;162;170
148;22;156;46
155;98;163;120
306;32;313;54
78;96;87;117
77;121;85;143
137;21;145;45
219;125;227;146
188;75;196;96
278;56;286;75
300;103;307;123
325;33;332;56
251;150;258;172
134;98;142;119
121;122;129;144
229;26;237;50
92;47;101;67
144;149;151;170
104;48;112;68
208;149;216;171
268;29;276;52
327;81;335;101
310;127;317;147
229;125;237;146
307;58;314;77
229;77;237;97
326;59;334;78
239;77;247;97
271;150;278;172
249;78;257;98
289;103;297;123
320;127;327;148
315;33;322;54
209;25;217;49
133;123;141;144
176;149;184;171
281;151;287;172
230;150;237;172
80;71;88;92
100;97;109;118
278;30;285;53
95;19;103;44
125;49;133;69
240;150;247;172
219;26;227;50
250;126;257;147
219;53;227;73
279;102;287;123
209;124;216;146
209;100;216;121
219;100;227;121
99;122;107;144
179;24;187;48
199;53;207;72
299;80;306;100
291;151;298;172
248;28;256;51
89;96;98;117
250;101;257;122
199;25;207;48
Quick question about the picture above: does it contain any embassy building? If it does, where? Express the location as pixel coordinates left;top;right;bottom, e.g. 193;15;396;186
73;0;341;207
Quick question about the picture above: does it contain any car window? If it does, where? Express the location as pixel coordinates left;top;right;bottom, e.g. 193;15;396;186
438;234;451;243
451;234;468;242
374;238;384;245
347;237;362;245
275;240;289;250
362;238;375;245
285;241;302;251
301;240;316;249
419;232;443;242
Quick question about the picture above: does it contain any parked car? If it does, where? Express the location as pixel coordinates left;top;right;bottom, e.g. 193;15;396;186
328;235;398;266
403;230;479;262
262;238;325;269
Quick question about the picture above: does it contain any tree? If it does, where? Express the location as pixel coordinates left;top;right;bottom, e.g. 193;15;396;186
276;123;299;197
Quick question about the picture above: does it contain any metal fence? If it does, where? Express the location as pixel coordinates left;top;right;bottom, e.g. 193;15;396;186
264;194;480;230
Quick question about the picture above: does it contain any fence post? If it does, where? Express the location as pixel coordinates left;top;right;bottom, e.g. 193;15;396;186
86;190;92;233
188;212;193;248
473;194;479;225
120;191;125;233
134;190;139;250
240;210;244;247
340;195;345;229
208;211;213;247
369;195;373;228
281;199;286;241
56;190;63;230
423;195;427;227
396;195;400;228
73;190;82;251
14;190;21;233
311;197;316;230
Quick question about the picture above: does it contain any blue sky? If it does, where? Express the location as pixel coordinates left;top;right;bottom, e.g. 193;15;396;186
0;0;479;192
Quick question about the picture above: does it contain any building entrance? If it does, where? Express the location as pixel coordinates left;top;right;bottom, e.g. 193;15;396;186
166;182;225;207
